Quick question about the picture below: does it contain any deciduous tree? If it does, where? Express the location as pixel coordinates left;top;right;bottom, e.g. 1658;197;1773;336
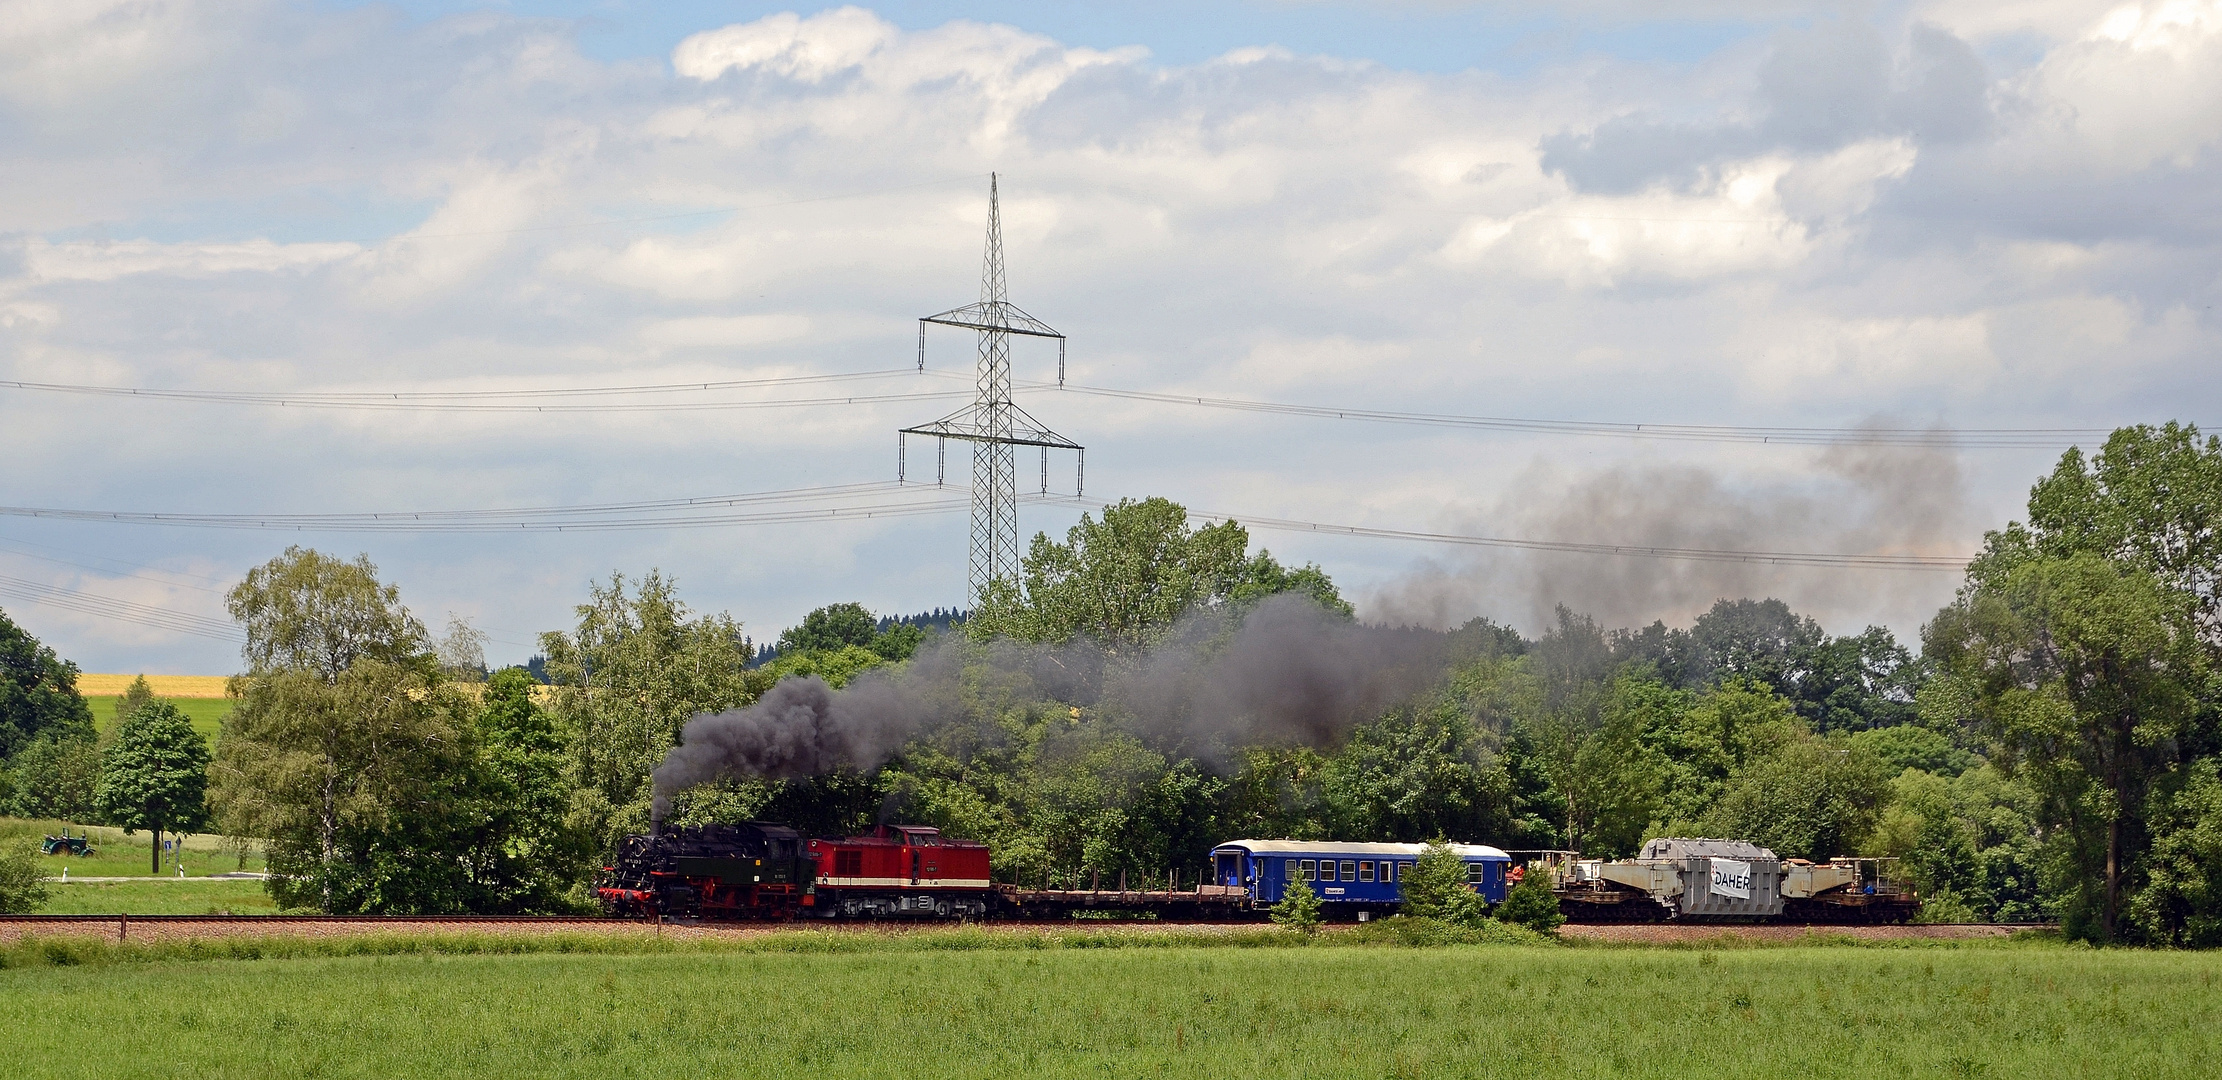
93;701;212;874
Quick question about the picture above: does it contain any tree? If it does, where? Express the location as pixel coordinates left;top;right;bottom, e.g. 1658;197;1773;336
1399;839;1488;925
465;667;590;911
1924;553;2208;940
969;497;1346;650
1270;872;1323;934
214;548;478;912
1997;423;2222;654
540;571;755;853
0;843;48;914
215;660;475;912
0;606;94;761
1702;725;1891;861
2130;758;2222;947
94;701;212;874
437;615;490;683
227;546;427;682
1495;869;1565;933
6;734;102;821
777;603;879;654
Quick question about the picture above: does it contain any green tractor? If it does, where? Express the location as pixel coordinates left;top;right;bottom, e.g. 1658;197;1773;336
41;832;94;857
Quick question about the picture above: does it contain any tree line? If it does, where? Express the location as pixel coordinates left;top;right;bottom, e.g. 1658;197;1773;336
2;421;2219;944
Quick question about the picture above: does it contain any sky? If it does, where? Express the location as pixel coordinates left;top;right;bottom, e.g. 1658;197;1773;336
2;0;2218;674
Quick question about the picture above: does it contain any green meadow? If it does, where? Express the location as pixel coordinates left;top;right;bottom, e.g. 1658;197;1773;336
85;695;231;743
1;935;2213;1079
4;817;266;887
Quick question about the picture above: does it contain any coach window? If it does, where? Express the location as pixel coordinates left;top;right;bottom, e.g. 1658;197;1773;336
1466;863;1486;884
1300;859;1317;881
1286;859;1300;882
1358;861;1374;883
1339;860;1356;881
1317;860;1335;882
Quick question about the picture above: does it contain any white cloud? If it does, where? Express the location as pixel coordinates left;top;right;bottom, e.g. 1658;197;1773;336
0;3;2217;671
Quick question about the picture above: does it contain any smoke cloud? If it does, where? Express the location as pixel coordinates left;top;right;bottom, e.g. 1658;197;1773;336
1362;435;1977;638
649;592;1457;814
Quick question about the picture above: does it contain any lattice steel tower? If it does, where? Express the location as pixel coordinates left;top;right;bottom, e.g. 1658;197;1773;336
900;174;1082;606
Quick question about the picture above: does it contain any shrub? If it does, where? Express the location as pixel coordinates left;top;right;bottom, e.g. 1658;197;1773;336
1270;875;1323;935
0;842;49;913
1495;870;1566;934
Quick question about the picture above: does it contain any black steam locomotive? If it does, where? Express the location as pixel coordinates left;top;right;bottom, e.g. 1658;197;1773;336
598;822;816;919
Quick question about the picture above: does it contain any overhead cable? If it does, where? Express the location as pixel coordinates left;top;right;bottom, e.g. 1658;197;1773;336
0;480;977;533
1027;380;2119;450
5;363;2134;447
0;574;243;640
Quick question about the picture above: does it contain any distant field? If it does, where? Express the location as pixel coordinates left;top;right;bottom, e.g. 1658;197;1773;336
3;817;265;880
76;674;230;698
1;942;2214;1078
85;695;230;742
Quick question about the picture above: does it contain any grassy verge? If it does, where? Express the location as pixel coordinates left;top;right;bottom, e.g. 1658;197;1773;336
2;940;2213;1078
33;878;282;915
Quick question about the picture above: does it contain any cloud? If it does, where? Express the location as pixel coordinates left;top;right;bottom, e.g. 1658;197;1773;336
0;2;2216;675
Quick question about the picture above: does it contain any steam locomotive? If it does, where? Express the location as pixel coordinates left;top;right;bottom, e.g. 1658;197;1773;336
598;821;993;920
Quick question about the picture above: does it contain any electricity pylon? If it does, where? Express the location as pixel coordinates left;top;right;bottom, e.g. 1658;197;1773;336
900;174;1083;606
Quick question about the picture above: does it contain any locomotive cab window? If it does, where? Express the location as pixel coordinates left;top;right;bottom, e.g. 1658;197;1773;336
1358;861;1374;882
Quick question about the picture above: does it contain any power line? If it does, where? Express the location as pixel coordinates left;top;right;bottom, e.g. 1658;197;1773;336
0;574;242;640
4;363;2139;447
0;481;978;533
0;376;968;414
1027;380;2122;450
1061;497;1973;571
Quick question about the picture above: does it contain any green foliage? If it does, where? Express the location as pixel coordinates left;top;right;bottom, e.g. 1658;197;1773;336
538;571;756;854
1926;552;2209;939
5;734;102;821
1850;724;1976;777
226;546;429;680
1268;873;1322;934
969;496;1346;650
471;668;592;912
0;842;47;913
0;606;94;761
777;602;878;653
215;662;475;912
1495;869;1565;933
2130;757;2222;947
93;700;212;872
1700;726;1892;861
760;643;886;689
1398;840;1487;925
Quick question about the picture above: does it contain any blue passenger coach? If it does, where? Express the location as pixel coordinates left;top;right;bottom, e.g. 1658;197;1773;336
1209;840;1512;911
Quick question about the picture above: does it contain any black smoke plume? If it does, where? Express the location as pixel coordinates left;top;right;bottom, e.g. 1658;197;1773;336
649;592;1458;816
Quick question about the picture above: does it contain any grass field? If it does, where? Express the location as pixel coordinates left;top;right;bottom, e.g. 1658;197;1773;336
31;878;282;915
84;695;231;743
4;817;265;882
0;937;2214;1078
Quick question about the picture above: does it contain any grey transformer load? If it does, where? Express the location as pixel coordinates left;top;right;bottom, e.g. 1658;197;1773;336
1537;838;1920;924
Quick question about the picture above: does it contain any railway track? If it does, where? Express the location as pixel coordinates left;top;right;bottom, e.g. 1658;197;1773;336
0;913;2057;946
